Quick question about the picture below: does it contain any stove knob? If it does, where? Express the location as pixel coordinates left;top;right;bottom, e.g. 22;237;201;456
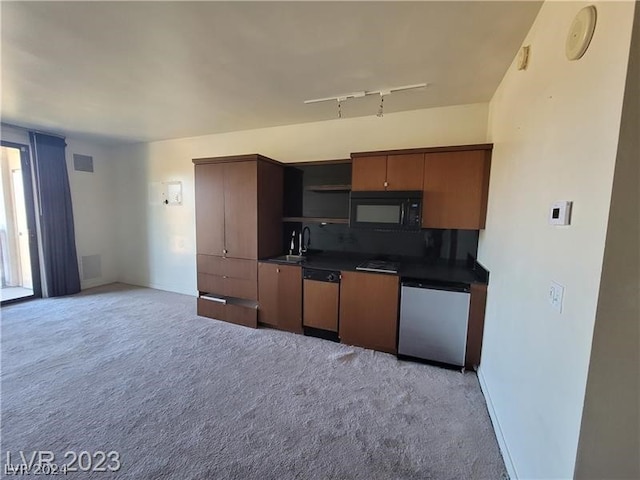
327;273;336;282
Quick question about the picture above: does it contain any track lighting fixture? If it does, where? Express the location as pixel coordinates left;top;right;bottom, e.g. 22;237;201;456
377;95;384;117
304;83;427;119
376;89;391;117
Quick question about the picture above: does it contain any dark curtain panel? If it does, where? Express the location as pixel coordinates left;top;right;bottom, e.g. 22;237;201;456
30;132;81;297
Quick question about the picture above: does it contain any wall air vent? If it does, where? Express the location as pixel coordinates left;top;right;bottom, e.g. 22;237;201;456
81;254;102;280
73;154;94;173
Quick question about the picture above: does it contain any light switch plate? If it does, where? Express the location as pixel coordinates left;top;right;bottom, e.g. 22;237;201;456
549;201;572;225
549;281;565;313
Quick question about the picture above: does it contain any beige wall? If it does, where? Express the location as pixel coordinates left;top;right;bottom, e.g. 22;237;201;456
574;3;640;478
0;125;119;291
477;1;635;478
65;138;119;289
112;103;489;294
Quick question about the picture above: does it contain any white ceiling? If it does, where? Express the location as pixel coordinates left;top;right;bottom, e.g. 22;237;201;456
1;1;542;146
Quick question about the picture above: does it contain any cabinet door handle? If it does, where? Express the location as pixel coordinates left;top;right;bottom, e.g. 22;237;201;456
223;275;228;279
276;268;280;273
223;249;228;255
384;181;389;188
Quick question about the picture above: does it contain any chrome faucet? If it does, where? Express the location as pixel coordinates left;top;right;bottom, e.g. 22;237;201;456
300;226;311;255
289;231;296;256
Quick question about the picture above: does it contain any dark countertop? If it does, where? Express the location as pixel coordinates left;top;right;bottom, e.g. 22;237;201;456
262;251;488;285
399;260;481;285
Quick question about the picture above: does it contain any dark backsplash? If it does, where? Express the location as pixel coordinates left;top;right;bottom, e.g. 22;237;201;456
284;223;479;261
283;163;479;261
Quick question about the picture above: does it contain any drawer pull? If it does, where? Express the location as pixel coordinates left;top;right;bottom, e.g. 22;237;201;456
201;295;227;304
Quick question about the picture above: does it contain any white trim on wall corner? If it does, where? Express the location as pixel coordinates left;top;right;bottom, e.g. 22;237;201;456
478;367;519;480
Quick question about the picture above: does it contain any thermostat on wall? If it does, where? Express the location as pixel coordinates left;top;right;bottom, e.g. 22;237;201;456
549;201;572;226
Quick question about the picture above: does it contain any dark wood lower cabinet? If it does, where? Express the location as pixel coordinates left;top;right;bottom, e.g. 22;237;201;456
258;262;302;334
339;271;399;354
197;273;258;300
196;255;258;300
465;283;488;368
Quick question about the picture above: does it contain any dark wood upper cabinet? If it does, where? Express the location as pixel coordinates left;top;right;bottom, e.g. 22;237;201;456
422;149;491;230
195;163;225;256
352;154;424;191
339;271;399;354
351;155;387;191
257;161;284;258
386;153;425;191
224;161;258;259
258;262;302;334
193;156;283;261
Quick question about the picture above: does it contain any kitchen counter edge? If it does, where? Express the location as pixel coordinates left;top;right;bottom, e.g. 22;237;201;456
260;254;488;286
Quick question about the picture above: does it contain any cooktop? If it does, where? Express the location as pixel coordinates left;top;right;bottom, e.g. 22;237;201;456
355;259;400;274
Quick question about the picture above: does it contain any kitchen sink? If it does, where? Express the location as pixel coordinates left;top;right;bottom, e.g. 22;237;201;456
273;254;307;264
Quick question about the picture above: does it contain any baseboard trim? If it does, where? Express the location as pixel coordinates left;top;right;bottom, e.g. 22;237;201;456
117;277;196;297
477;367;518;480
146;282;195;297
81;277;118;290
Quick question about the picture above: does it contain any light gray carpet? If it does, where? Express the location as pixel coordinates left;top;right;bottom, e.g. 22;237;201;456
1;283;507;479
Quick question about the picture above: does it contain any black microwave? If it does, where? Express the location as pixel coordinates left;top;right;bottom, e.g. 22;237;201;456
350;191;422;230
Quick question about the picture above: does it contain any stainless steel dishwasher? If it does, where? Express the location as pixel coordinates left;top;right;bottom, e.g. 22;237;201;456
398;281;471;367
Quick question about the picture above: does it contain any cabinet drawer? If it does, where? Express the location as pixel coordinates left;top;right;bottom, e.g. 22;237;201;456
197;255;257;280
197;273;225;294
224;277;258;300
224;302;258;328
197;296;226;320
197;273;257;301
197;297;257;328
197;254;224;275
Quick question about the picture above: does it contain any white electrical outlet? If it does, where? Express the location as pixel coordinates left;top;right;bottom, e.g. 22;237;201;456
549;281;565;313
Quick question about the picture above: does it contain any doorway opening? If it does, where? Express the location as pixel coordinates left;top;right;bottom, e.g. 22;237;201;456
0;142;41;304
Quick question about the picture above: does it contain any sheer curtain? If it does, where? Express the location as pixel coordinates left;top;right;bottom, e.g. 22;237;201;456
30;132;80;297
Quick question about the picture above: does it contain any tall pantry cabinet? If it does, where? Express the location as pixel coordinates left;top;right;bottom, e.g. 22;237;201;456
193;154;283;327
